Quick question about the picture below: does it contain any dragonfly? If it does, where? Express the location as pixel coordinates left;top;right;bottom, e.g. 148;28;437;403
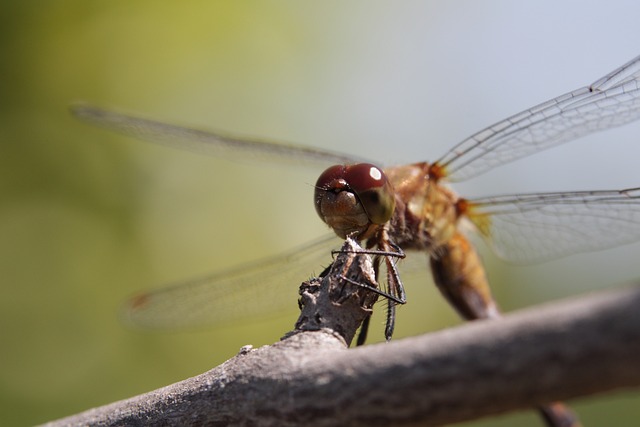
72;55;640;427
72;54;640;332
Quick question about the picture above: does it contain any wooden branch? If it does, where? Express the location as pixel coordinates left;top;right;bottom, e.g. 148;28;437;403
44;249;640;426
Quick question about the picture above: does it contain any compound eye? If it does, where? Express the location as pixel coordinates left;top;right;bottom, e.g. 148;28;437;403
344;163;395;225
314;165;348;220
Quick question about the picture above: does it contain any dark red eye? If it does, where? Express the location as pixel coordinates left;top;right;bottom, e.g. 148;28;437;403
315;163;395;225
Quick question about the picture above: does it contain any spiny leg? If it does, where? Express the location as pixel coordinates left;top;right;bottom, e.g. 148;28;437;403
335;242;406;345
380;240;407;341
356;314;371;347
355;254;383;346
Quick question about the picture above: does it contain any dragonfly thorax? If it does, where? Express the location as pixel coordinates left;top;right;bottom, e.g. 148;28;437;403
382;162;461;252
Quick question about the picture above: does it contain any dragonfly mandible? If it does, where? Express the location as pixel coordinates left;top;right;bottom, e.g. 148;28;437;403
71;55;640;338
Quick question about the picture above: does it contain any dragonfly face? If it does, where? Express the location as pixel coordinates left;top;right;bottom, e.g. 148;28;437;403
314;163;395;240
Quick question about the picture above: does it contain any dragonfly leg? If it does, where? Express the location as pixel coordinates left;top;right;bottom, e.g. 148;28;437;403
356;314;371;346
340;239;406;343
375;239;407;341
385;300;396;341
429;232;581;427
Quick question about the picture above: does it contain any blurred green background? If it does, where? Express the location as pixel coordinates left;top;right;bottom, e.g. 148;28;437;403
2;1;639;426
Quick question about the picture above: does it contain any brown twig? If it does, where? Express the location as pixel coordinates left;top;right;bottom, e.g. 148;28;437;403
43;259;640;426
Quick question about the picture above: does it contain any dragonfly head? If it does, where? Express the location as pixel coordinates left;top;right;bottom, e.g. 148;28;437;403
314;163;396;240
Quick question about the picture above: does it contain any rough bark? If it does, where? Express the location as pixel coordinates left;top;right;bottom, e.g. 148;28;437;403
43;243;640;426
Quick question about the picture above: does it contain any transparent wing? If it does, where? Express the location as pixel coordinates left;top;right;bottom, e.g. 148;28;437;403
122;234;339;330
437;55;640;181
71;104;369;166
467;187;640;263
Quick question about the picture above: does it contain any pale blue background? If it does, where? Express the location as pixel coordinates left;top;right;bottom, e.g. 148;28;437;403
1;1;639;425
